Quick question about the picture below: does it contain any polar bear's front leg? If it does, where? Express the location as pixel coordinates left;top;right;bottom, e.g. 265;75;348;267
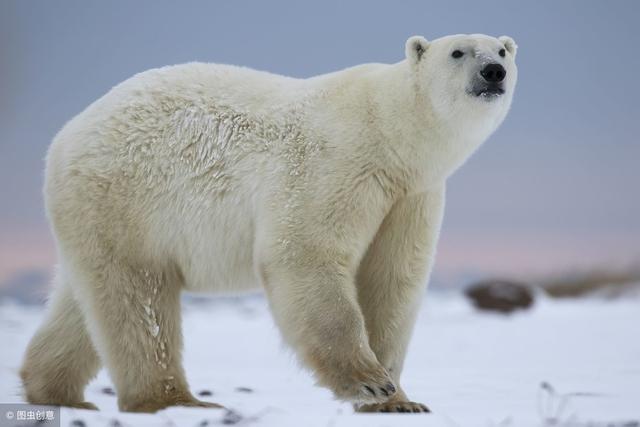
355;188;445;413
260;249;397;404
257;177;399;404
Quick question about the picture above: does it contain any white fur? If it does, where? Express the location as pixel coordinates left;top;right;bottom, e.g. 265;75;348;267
21;34;517;412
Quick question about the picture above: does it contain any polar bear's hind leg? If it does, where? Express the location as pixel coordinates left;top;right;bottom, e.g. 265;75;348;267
20;269;101;409
69;259;222;412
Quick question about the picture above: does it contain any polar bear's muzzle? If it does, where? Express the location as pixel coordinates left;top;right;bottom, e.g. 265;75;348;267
469;63;506;99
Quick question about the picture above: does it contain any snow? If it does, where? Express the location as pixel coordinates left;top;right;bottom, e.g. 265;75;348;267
1;293;639;426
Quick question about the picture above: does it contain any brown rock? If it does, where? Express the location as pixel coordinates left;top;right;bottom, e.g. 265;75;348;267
465;280;534;314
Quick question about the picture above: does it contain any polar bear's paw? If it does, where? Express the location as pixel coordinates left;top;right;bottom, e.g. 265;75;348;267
66;401;99;410
120;393;224;413
357;400;431;413
177;397;225;409
358;378;397;403
312;352;397;404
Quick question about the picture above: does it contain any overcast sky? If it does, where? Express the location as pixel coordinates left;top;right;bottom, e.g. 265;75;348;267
1;1;638;278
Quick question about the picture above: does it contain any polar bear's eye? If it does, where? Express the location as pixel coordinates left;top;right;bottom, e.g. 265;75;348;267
451;50;464;59
499;48;506;57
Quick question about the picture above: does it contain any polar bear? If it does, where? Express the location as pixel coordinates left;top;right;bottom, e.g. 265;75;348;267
20;34;517;413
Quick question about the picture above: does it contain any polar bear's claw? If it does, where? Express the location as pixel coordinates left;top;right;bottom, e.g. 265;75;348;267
358;400;430;413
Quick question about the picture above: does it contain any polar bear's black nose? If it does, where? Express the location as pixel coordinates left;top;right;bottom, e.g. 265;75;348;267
480;63;506;82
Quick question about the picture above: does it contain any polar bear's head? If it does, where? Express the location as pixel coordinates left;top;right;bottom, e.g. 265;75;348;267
405;34;517;133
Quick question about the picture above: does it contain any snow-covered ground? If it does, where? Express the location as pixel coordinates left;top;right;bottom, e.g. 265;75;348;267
1;293;639;427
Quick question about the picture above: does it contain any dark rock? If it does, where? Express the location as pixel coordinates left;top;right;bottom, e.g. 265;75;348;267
465;280;534;314
221;409;243;425
70;420;86;427
198;389;213;397
542;270;640;299
234;387;253;393
101;386;116;396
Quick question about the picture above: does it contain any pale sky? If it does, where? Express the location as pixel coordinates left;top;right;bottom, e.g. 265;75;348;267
1;1;639;280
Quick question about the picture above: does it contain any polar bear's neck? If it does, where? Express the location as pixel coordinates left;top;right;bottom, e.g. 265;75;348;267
314;62;501;193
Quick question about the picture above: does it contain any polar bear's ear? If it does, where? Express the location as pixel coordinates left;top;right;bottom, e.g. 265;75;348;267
499;36;518;57
405;36;429;64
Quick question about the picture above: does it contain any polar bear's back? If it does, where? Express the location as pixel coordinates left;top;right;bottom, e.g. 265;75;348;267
47;62;308;192
44;63;309;277
72;62;307;128
124;62;306;111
